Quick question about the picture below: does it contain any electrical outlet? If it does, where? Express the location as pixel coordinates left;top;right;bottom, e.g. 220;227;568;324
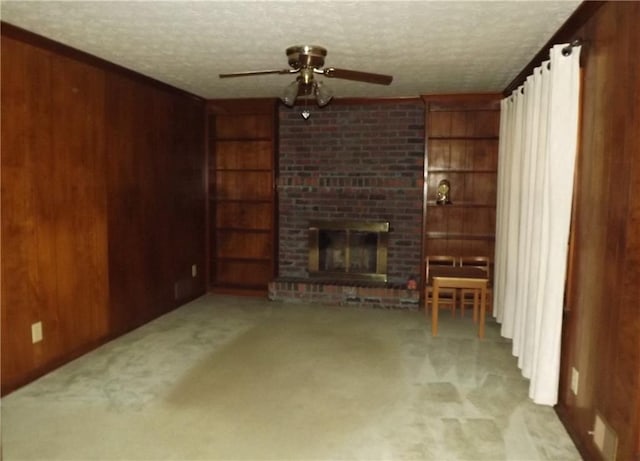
191;264;197;277
571;367;579;395
31;321;43;343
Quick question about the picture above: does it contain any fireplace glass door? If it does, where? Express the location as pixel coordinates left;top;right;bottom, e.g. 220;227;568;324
308;221;389;282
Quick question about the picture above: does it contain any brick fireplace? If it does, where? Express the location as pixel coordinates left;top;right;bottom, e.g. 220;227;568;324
268;101;425;309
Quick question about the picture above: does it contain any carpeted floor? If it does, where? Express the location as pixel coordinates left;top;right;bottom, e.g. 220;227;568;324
1;294;581;460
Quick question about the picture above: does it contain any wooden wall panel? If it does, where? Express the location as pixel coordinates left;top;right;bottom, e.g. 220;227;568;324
49;54;111;351
463;173;497;204
557;3;640;460
428;140;456;167
105;75;206;333
169;92;208;301
428;112;446;137
105;78;166;330
425;238;494;258
1;36;111;390
428;139;498;171
1;26;206;394
215;230;272;259
1;37;56;383
213;260;273;287
213;171;272;200
428;110;499;138
467;111;500;137
468;140;499;170
215;202;273;230
215;114;273;139
215;141;273;169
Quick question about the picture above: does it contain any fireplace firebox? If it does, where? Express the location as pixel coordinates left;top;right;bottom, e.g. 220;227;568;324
308;221;389;282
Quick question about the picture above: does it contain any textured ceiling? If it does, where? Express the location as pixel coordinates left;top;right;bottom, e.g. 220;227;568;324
0;0;581;99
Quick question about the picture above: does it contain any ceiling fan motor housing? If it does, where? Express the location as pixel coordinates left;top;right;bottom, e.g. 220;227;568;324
286;45;327;69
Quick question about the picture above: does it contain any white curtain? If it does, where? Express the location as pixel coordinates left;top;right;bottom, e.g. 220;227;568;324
493;44;581;405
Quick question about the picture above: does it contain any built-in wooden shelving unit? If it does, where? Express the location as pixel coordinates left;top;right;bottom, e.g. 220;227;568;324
422;95;501;257
207;100;278;294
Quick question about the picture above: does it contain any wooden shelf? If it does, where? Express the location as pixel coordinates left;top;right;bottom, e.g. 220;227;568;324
210;198;273;203
426;232;495;240
215;227;271;233
214;256;272;263
214;136;273;142
428;136;499;140
427;168;497;173
213;168;272;173
426;202;496;208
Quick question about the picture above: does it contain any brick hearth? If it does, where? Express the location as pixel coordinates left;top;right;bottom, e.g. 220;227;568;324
268;278;420;310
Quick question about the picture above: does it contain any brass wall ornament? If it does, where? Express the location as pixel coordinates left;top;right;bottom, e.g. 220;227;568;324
436;179;452;205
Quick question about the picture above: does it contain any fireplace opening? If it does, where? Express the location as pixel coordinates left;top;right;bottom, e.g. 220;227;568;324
308;221;389;282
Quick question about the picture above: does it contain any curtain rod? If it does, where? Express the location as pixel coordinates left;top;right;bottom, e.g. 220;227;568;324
502;1;604;96
509;39;584;97
561;39;583;56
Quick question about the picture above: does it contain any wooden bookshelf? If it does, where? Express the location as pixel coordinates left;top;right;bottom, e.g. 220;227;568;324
422;95;501;257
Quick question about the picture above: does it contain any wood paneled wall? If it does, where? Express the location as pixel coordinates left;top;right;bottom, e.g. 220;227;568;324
557;3;640;460
1;26;206;394
105;74;206;332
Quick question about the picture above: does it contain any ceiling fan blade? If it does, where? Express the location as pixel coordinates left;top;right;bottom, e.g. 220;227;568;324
219;69;296;78
322;67;393;85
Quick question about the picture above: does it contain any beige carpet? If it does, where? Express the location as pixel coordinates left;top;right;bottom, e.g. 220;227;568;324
1;294;581;460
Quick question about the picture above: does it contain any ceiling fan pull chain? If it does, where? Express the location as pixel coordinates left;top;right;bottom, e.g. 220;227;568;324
301;96;311;120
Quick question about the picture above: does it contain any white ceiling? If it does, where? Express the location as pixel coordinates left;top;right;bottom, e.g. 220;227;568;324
0;0;581;100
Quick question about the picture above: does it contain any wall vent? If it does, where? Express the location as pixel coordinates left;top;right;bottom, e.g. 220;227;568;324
593;413;618;461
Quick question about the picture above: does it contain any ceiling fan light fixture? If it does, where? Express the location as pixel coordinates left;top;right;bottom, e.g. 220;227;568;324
280;80;299;107
281;78;332;108
314;81;333;107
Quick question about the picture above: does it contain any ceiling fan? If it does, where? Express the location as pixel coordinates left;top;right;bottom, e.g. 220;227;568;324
219;45;393;107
